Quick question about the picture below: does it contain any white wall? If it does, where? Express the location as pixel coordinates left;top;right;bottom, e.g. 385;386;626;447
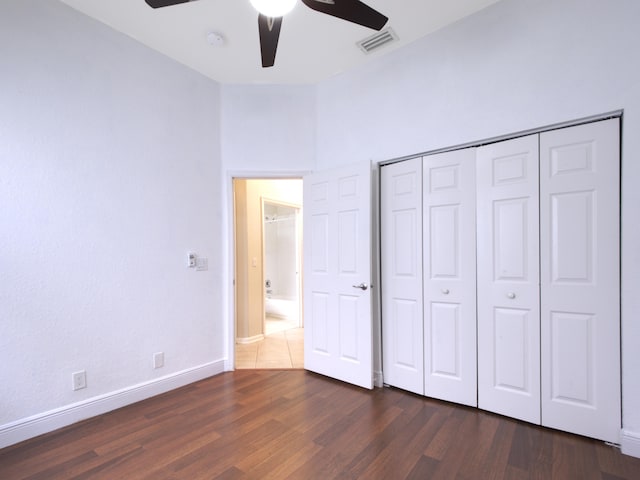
0;0;223;444
221;85;316;173
316;0;640;451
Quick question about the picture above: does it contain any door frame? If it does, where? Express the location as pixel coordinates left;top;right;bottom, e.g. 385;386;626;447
226;171;309;371
377;111;623;168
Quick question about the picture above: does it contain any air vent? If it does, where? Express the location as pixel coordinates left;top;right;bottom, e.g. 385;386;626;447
357;28;398;54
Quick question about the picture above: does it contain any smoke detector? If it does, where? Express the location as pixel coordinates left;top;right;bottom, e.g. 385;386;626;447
206;31;225;47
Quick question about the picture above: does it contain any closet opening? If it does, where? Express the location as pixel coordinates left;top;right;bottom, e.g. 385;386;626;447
379;115;621;444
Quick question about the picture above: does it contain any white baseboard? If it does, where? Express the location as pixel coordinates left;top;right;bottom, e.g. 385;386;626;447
621;429;640;458
236;334;265;344
0;360;225;450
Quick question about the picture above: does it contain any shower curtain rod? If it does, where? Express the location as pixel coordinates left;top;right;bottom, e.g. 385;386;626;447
264;214;296;223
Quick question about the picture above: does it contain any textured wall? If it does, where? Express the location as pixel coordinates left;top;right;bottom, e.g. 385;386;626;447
0;0;223;425
221;84;316;173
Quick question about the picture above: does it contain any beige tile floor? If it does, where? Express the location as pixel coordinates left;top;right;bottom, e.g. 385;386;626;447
264;315;299;336
236;327;304;369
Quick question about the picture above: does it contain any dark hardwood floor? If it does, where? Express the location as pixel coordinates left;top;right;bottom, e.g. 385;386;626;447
1;370;638;479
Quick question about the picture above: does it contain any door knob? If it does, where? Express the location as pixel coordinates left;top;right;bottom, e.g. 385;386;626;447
441;288;450;295
507;292;516;299
352;283;369;291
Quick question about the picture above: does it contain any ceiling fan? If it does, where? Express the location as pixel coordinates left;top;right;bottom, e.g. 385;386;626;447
144;0;389;68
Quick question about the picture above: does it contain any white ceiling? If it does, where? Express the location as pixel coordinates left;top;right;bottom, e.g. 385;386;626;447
59;0;500;84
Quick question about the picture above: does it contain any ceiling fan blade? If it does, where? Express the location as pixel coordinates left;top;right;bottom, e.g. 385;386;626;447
300;0;388;31
258;14;283;68
144;0;194;8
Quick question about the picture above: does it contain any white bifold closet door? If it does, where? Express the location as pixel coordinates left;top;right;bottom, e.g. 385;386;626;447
477;120;621;441
381;150;477;403
381;158;424;395
381;118;620;443
477;134;541;424
540;119;620;443
423;149;477;407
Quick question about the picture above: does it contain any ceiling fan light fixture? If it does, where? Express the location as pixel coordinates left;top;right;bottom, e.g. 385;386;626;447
250;0;296;18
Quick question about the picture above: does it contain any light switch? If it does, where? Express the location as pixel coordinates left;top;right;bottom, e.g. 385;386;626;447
196;257;208;271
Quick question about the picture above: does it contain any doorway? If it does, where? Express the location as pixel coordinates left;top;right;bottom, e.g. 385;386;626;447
233;178;304;369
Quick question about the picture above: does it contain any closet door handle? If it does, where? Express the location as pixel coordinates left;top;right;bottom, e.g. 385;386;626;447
441;288;450;295
352;283;369;291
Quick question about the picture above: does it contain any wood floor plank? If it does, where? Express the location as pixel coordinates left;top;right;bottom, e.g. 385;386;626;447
478;418;517;479
356;403;447;479
423;409;494;479
21;451;98;480
503;464;530;480
234;423;318;476
596;441;639;479
456;410;500;477
405;455;440;479
1;371;640;480
61;445;145;480
424;409;463;461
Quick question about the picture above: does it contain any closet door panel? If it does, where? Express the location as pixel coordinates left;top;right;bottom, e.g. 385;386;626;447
381;158;424;395
423;148;477;407
477;135;540;424
540;119;620;443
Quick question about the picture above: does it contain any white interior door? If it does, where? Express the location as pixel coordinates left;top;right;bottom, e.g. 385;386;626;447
540;119;621;442
381;158;424;395
303;162;373;389
423;148;477;407
477;134;541;424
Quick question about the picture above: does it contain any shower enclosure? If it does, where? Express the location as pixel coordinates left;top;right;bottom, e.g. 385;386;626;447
263;201;302;334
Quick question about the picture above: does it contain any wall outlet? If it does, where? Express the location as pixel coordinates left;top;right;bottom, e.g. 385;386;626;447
153;352;164;369
72;370;87;391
